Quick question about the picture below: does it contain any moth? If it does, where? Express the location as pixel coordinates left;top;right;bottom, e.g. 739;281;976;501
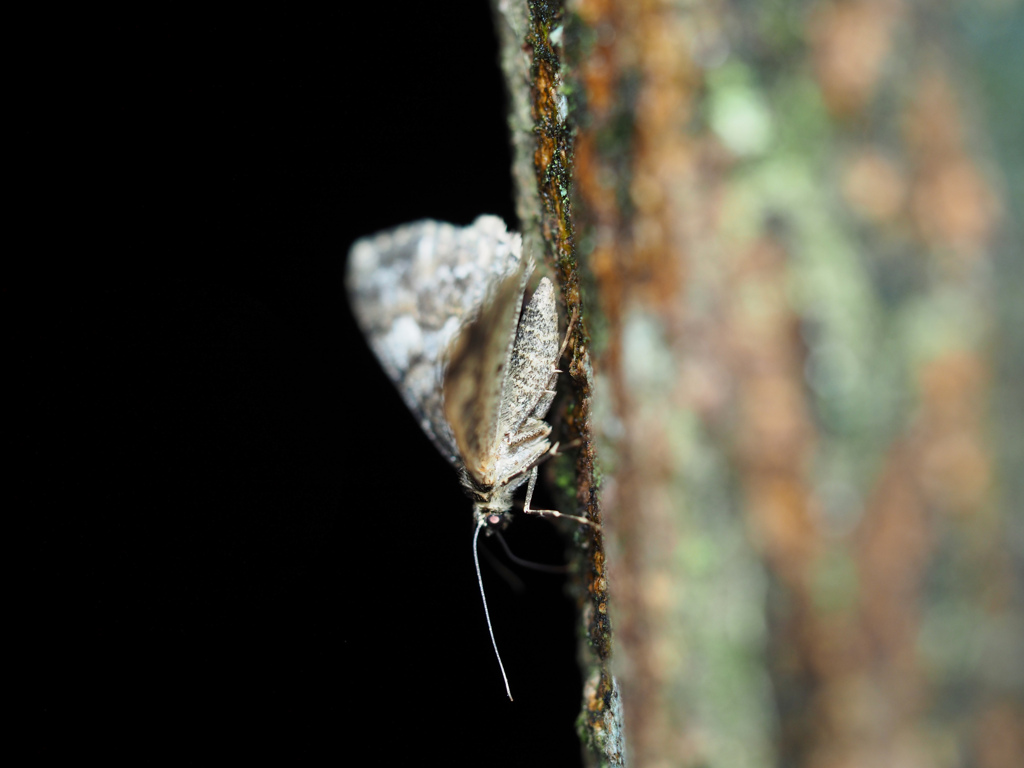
346;215;588;699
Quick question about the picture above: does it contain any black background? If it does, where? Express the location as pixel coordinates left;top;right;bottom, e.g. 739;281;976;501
21;8;585;764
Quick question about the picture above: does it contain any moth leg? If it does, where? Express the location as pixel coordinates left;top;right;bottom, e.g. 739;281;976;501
546;439;582;458
532;307;579;414
522;465;600;529
544;307;579;386
557;306;579;364
505;417;552;449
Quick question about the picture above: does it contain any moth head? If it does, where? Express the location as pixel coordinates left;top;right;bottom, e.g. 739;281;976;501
472;503;511;534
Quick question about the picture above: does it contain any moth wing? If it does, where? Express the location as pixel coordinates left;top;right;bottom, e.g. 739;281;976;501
346;216;524;466
443;257;531;486
497;276;560;437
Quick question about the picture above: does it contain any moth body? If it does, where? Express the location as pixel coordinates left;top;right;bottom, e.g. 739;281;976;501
346;215;567;699
348;216;562;522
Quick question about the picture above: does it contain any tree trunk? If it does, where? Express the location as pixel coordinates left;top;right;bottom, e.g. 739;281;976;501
494;1;1024;766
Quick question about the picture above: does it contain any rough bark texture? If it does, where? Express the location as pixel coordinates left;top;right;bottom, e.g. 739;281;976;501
499;1;1022;766
493;1;624;765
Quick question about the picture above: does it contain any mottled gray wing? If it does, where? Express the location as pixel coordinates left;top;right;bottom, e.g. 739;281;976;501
497;276;560;436
443;258;531;486
346;216;524;466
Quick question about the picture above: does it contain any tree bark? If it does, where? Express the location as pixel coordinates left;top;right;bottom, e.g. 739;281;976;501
493;2;625;765
495;1;1022;766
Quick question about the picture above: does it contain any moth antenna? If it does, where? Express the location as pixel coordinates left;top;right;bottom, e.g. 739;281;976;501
474;518;513;701
480;539;528;592
493;529;571;574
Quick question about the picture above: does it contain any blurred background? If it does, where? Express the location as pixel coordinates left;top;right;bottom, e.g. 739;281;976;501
566;1;1024;765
